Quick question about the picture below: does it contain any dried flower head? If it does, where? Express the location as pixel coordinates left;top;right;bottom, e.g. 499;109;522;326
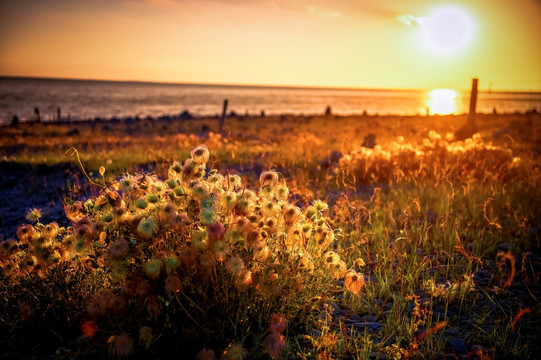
253;242;270;261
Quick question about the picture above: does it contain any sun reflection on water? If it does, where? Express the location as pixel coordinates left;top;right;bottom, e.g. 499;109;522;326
427;89;458;115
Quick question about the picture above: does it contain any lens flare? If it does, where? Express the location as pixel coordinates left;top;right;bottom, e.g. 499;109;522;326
398;6;475;54
419;7;474;53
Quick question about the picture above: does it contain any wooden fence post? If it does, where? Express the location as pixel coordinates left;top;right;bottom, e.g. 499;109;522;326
220;99;228;137
455;77;479;140
468;77;478;129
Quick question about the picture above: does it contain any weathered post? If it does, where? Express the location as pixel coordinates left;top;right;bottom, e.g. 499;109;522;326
468;77;478;129
57;108;61;122
455;77;479;140
219;99;228;137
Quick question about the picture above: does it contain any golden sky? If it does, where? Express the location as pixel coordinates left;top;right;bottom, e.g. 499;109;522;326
1;0;540;91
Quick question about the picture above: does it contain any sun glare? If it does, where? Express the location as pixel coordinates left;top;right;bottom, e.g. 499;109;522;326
427;89;458;115
418;6;474;53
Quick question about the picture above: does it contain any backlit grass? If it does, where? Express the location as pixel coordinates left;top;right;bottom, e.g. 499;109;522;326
1;113;540;359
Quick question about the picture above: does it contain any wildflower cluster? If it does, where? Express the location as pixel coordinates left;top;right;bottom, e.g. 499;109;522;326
1;145;349;358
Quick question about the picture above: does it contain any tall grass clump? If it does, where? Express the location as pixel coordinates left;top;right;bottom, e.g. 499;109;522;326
0;145;352;359
320;130;541;358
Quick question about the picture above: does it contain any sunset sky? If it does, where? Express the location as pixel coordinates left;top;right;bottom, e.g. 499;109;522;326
1;0;540;91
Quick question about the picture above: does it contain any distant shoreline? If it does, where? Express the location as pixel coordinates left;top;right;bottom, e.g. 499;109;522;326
2;109;540;127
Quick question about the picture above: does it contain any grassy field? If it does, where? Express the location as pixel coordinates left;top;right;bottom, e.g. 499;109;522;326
1;112;540;359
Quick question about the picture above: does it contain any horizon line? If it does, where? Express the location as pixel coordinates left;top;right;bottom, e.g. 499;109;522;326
1;74;541;94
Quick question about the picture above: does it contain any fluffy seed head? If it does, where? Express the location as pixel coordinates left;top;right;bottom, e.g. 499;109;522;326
137;217;158;239
226;256;244;275
108;238;129;259
138;326;153;349
108;334;134;358
282;205;301;227
144;258;163;279
135;280;153;299
207;221;225;243
191;145;210;165
26;208;42;222
269;313;287;334
222;343;249;360
180;246;198;268
17;224;36;243
135;198;148;209
259;171;279;188
200;208;216;224
199;252;216;272
197;348;216;360
213;241;230;262
42;222;59;239
145;295;164;320
345;269;365;295
265;333;286;359
108;295;127;317
235;269;253;290
164;254;180;272
164;274;183;293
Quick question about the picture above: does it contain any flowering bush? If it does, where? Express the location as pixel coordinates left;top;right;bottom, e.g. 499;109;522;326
1;145;350;358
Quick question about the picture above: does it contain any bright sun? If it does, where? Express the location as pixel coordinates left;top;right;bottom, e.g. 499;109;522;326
418;7;474;53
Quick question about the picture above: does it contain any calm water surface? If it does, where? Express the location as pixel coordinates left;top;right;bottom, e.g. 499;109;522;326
1;77;540;123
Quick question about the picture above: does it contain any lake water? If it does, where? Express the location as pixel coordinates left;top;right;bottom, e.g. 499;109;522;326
1;77;540;123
